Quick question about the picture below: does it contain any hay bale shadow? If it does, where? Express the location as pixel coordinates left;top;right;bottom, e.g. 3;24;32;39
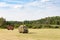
28;32;37;34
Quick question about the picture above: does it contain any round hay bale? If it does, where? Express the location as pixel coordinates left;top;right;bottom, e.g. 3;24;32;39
7;25;14;30
18;25;28;33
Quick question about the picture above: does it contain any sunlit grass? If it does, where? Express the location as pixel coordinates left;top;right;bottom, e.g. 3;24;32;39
0;29;60;40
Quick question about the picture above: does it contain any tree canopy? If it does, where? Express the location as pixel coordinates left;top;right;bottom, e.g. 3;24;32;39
0;16;60;29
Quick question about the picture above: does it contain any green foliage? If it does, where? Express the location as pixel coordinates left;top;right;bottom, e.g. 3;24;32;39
23;16;60;29
0;17;6;26
0;16;60;29
0;17;6;28
32;26;37;29
6;21;22;28
26;24;32;28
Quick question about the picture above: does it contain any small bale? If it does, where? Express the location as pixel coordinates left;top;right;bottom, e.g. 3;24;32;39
7;25;14;30
18;25;28;33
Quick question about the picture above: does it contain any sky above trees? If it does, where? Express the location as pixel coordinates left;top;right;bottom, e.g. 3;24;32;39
0;0;60;21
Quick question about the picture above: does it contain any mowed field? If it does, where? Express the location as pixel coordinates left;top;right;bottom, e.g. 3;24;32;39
0;29;60;40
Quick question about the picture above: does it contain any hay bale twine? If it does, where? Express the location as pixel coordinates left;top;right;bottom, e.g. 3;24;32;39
18;25;28;33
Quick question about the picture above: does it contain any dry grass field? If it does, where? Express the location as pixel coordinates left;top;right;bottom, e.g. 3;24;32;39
0;29;60;40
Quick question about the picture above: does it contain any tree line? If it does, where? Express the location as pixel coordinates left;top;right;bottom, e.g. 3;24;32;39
0;16;60;29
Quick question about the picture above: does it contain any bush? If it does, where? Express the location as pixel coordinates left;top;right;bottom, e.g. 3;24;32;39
55;26;59;28
37;25;43;28
26;24;32;28
32;26;37;29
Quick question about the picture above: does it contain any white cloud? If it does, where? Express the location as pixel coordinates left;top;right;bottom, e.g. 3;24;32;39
0;0;60;21
0;9;27;21
23;1;44;8
41;0;50;2
0;0;50;8
0;2;23;9
12;5;23;9
0;2;8;7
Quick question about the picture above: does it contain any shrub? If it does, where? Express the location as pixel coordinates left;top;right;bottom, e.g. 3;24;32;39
26;24;32;28
32;26;37;29
55;26;59;28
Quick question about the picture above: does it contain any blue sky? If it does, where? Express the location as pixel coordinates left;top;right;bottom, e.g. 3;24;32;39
0;0;60;21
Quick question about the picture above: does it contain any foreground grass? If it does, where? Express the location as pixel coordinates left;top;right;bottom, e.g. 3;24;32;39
0;29;60;40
